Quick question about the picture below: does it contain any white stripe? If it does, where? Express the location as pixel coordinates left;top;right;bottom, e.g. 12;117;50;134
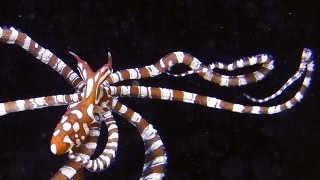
119;105;128;114
99;155;111;167
203;71;213;81
41;49;53;64
168;61;173;68
160;88;171;100
219;75;230;86
146;140;163;155
261;54;268;62
69;72;78;83
145;65;160;77
53;129;60;136
238;77;247;86
131;112;142;123
75;153;90;161
56;95;65;103
141;173;165;180
147;87;152;98
0;27;3;38
159;58;165;68
110;73;120;83
120;86;130;96
60;166;77;178
128;68;139;79
108;132;119;139
253;71;264;80
116;71;124;81
294;92;303;101
141;124;157;141
217;62;224;69
36;47;45;59
22;36;31;50
97;158;104;170
68;102;79;109
108;124;118;131
174;51;184;63
103;148;116;157
16;100;25;111
139;86;148;98
232;104;244;113
85;78;94;98
0;103;6;116
227;64;234;70
249;56;258;65
143;155;167;171
303;77;311;87
190;57;201;69
206;97;221;108
267;106;275;114
70;93;80;102
251;106;261;114
86;142;97;149
8;27;18;44
183;91;196;103
236;59;244;68
105;141;118;148
285;101;293;108
60;116;68;123
56;60;67;74
90;129;100;137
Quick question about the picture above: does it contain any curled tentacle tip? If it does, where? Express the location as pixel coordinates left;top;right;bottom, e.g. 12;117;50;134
69;51;84;63
107;52;112;68
68;51;77;57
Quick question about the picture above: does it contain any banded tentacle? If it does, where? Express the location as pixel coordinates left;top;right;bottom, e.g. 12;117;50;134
106;98;167;180
105;55;313;115
244;48;313;103
0;27;84;91
104;52;274;87
51;120;101;180
68;111;119;172
0;93;82;116
166;53;274;86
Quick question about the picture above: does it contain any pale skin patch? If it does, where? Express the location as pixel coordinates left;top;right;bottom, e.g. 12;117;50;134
51;144;57;154
87;104;94;118
83;123;90;135
63;122;72;131
73;122;80;132
71;109;83;119
85;78;94;98
53;129;60;136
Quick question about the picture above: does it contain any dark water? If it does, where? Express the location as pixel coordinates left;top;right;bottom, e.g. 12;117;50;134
0;1;319;179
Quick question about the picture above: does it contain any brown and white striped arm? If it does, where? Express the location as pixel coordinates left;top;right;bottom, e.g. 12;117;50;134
67;111;119;172
166;54;274;86
106;56;313;115
244;48;313;103
103;52;274;87
106;98;167;180
0;27;84;91
51;120;101;180
0;93;82;116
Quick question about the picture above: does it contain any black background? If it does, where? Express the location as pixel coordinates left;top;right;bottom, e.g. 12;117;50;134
0;0;319;179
